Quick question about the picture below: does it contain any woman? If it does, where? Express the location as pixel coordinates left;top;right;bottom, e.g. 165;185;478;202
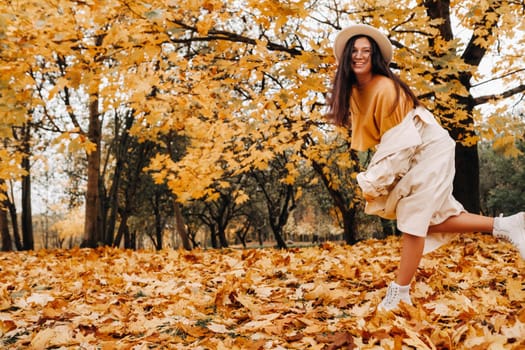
329;24;525;311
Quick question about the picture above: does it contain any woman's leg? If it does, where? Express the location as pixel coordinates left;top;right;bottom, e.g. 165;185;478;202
394;212;493;287
378;233;424;311
428;212;494;234
381;213;495;311
395;212;493;286
380;211;524;311
429;212;524;258
397;233;425;285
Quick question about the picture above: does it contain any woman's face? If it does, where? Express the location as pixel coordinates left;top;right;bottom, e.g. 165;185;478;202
351;37;373;77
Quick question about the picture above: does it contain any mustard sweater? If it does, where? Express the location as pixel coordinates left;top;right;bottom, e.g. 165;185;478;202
350;75;414;151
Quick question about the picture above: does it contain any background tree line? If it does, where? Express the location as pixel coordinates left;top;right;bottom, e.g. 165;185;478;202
0;0;523;251
4;137;525;251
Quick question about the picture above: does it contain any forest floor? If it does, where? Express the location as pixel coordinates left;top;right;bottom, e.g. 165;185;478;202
0;233;524;349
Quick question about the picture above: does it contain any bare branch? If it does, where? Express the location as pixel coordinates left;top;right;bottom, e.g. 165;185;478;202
473;84;525;105
471;68;525;88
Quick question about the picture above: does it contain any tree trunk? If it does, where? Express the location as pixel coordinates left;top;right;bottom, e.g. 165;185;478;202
235;221;251;248
311;160;359;244
217;226;229;248
129;229;136;250
82;97;102;247
174;200;192;250
6;198;22;250
217;209;229;248
453;143;480;213
0;208;11;251
0;182;13;251
272;228;287;248
344;208;358;245
123;224;133;249
113;210;128;248
154;203;163;251
104;111;135;246
104;167;119;246
21;154;34;250
210;228;218;248
267;184;295;249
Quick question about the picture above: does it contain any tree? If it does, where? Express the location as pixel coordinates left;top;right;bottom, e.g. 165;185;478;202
0;1;183;248
10;122;34;250
479;112;525;216
109;135;176;250
417;0;523;212
248;154;299;249
1;1;523;249
479;142;523;215
142;0;524;243
0;181;12;251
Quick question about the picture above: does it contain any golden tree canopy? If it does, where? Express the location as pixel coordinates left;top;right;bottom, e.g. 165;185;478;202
0;0;523;201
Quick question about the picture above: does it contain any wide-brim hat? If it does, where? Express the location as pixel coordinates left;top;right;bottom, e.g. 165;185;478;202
333;24;392;64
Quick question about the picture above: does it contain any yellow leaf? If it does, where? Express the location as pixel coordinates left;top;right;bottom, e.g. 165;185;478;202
196;14;214;35
234;191;250;205
507;279;525;302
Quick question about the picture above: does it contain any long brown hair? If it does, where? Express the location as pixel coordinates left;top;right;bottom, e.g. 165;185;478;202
328;35;419;126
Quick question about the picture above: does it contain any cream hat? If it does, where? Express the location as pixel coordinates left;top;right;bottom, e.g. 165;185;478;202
333;24;392;64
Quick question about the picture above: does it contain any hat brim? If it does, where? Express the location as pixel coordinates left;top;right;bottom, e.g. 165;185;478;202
333;24;392;64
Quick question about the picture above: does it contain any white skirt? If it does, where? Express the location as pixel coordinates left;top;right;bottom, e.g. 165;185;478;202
380;117;465;254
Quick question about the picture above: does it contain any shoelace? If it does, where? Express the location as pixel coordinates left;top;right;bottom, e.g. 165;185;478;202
494;214;520;246
382;285;400;307
494;233;518;246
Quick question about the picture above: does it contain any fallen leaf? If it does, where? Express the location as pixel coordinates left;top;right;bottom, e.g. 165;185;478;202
0;233;522;349
506;278;525;302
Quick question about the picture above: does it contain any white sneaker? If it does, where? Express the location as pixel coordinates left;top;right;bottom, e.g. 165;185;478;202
493;212;525;259
377;282;412;311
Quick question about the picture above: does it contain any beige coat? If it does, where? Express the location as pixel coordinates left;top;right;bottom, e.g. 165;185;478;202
356;106;464;254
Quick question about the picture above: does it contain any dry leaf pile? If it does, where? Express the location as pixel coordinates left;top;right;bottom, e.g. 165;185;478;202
0;233;524;349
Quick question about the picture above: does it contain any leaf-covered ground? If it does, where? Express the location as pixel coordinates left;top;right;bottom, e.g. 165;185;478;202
0;233;524;349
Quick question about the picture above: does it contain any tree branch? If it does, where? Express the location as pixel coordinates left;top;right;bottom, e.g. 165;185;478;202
471;68;525;88
164;19;302;56
461;1;503;66
473;84;525;105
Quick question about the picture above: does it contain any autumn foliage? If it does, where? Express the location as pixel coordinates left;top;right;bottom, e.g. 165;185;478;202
1;234;524;349
0;1;524;248
0;2;524;347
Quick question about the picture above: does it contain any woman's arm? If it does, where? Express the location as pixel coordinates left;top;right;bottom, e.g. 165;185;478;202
356;146;416;199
